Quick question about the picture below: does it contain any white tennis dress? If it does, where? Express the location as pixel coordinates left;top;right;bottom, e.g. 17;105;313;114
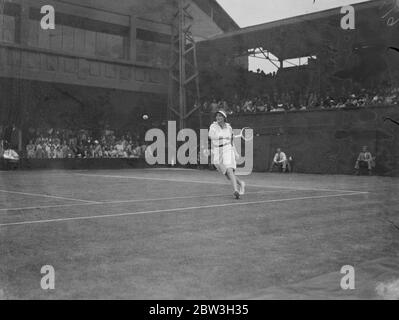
208;121;237;175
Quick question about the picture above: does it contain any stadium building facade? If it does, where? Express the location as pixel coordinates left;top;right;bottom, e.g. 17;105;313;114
197;0;399;176
0;0;241;148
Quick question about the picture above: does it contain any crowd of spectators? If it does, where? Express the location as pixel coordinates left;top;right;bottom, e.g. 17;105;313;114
24;128;148;159
200;86;399;115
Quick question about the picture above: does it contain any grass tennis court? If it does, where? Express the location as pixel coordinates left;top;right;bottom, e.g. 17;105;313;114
0;168;398;299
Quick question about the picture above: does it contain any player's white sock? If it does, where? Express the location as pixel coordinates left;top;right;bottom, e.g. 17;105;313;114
239;181;246;195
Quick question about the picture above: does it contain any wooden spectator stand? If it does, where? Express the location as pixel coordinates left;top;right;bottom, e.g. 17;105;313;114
0;158;150;171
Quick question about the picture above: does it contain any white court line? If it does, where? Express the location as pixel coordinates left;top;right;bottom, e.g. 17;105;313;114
0;192;367;227
141;168;198;171
0;189;99;204
75;173;368;194
0;190;291;213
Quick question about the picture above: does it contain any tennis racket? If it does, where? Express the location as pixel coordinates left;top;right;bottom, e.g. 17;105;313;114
234;127;254;141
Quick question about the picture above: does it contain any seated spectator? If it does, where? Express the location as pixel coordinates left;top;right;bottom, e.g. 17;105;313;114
115;140;126;158
26;140;35;158
0;140;4;157
243;99;254;113
35;144;47;159
88;144;95;158
355;146;375;175
110;146;118;158
210;99;218;113
336;98;347;109
125;141;134;158
371;94;383;105
202;101;209;112
62;142;73;158
270;148;290;173
271;104;285;112
221;100;229;111
93;140;102;158
55;145;63;159
2;142;20;170
48;145;56;159
75;143;85;158
140;144;147;157
131;146;141;158
3;144;19;160
256;104;266;112
233;104;241;113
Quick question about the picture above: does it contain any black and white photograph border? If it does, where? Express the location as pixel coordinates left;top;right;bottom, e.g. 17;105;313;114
0;0;399;302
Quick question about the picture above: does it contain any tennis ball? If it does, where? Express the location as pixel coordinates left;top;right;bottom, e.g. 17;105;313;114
143;114;149;120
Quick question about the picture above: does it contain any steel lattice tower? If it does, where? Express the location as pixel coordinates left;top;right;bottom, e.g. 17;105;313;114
167;0;201;131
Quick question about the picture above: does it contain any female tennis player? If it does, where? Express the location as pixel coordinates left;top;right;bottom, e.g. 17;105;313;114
208;110;245;199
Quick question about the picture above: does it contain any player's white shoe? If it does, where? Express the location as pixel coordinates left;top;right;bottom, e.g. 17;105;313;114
234;191;240;199
239;181;246;195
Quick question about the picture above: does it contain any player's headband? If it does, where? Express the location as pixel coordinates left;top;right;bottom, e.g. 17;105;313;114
216;110;227;119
